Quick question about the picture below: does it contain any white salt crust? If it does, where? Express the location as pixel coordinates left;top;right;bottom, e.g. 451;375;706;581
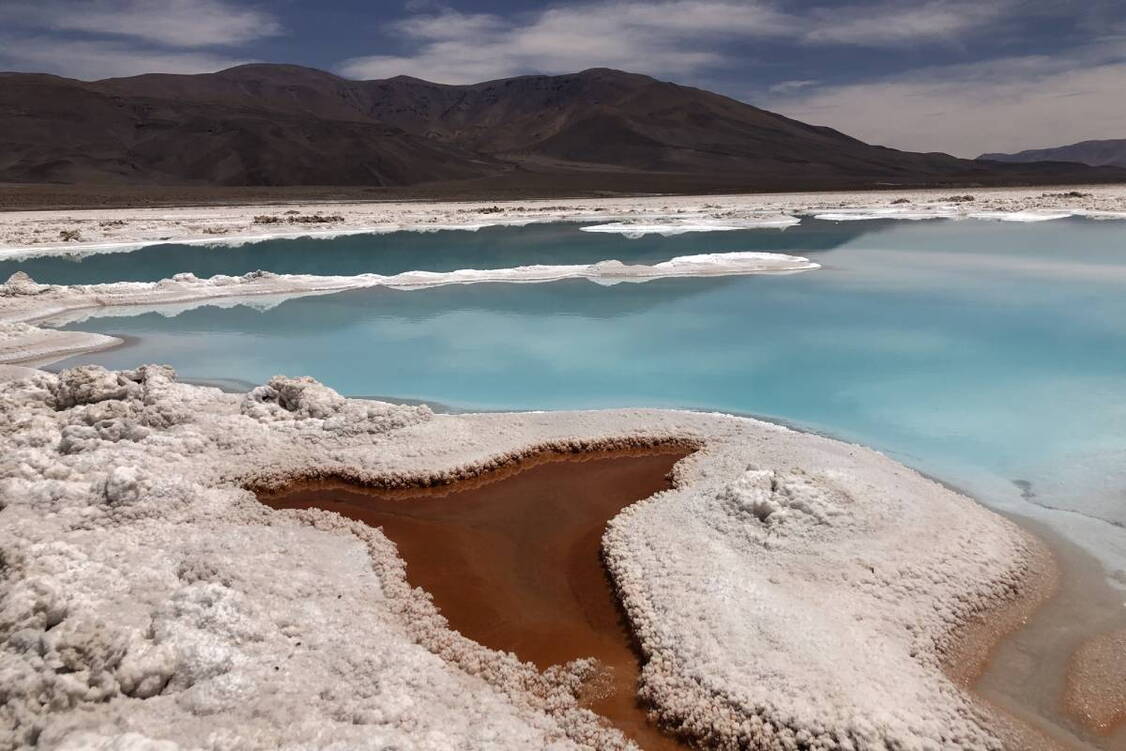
1;365;1037;750
2;186;1124;260
579;216;801;236
0;323;121;367
809;207;1108;222
0;251;817;365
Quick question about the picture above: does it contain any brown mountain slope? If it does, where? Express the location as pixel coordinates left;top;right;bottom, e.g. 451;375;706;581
359;68;960;177
0;69;507;186
1;64;1122;189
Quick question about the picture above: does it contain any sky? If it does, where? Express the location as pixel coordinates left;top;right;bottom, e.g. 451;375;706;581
0;0;1123;157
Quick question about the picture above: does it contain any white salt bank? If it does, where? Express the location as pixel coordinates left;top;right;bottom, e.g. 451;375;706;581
0;366;1047;749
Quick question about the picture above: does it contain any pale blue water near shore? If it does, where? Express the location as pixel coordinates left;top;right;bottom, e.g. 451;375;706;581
44;218;1126;583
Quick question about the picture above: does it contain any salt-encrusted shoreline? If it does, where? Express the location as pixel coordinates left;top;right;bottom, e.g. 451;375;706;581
0;323;123;368
2;185;1124;258
1;365;1044;749
0;250;816;365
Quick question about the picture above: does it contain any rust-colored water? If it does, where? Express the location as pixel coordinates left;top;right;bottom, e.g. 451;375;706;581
261;448;692;750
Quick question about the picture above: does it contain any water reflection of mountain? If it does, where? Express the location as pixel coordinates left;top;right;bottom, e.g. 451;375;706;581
3;219;879;285
58;274;769;338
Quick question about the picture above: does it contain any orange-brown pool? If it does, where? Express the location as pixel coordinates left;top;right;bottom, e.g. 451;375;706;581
261;447;693;750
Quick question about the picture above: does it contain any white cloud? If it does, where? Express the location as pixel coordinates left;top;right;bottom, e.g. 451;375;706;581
802;0;1012;46
1;0;282;48
0;0;280;79
768;79;819;95
0;37;253;79
342;2;797;83
764;45;1126;156
393;9;508;41
340;0;1033;83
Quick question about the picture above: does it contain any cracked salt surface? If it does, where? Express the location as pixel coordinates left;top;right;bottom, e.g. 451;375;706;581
1;365;1040;749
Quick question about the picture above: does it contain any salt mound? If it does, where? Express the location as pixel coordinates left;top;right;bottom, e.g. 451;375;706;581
1;271;50;296
243;375;432;434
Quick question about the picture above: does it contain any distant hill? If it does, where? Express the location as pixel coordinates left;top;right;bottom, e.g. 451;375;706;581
0;68;506;186
979;139;1126;169
2;64;1123;191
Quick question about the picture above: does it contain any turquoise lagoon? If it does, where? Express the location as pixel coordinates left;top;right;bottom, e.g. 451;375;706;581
41;218;1126;582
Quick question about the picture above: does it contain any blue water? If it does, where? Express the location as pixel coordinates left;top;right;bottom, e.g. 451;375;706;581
1;221;855;283
42;218;1126;579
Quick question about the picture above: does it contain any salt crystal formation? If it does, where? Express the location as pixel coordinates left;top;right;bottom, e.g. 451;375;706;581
1;366;1037;749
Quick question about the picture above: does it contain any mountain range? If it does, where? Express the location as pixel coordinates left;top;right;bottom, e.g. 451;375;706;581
979;139;1126;169
2;64;1122;193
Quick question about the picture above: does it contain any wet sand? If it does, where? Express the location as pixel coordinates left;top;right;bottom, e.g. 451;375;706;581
905;471;1126;750
941;530;1073;750
261;447;693;750
1066;629;1126;737
971;513;1126;751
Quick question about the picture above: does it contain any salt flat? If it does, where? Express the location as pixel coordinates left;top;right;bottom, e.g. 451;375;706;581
1;185;1124;259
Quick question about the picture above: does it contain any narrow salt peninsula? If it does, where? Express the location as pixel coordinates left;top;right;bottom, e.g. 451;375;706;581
1;365;1045;749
